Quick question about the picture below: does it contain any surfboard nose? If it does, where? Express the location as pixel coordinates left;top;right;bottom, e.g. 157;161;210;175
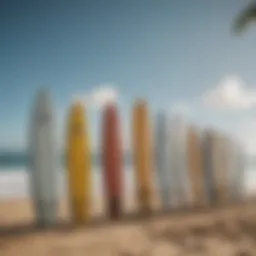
156;111;169;127
35;89;53;115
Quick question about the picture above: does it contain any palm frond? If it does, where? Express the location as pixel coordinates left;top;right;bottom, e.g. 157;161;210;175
233;1;256;33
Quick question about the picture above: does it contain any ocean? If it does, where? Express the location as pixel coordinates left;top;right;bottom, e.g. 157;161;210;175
0;152;255;200
0;152;136;200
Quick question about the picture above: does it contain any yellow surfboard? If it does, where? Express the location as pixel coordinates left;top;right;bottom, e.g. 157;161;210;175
66;102;92;223
132;99;153;213
187;125;206;207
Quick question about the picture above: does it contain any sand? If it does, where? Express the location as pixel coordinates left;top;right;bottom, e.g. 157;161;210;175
0;198;256;256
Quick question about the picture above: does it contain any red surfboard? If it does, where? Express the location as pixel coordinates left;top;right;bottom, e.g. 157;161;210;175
102;103;123;220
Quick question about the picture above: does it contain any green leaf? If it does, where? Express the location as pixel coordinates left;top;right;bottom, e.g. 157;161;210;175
233;1;256;34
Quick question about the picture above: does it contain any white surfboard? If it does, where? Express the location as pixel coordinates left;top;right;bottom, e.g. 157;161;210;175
227;138;246;202
218;134;230;203
238;142;246;201
28;89;58;227
186;125;206;207
154;111;171;209
169;114;191;208
234;140;246;202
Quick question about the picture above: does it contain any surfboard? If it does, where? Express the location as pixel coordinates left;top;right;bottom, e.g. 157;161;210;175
212;131;229;204
154;111;171;209
132;99;153;213
224;137;232;202
235;141;246;202
186;125;206;207
227;138;246;203
66;101;92;223
102;103;123;220
201;129;217;205
28;89;58;227
169;114;191;208
217;134;229;204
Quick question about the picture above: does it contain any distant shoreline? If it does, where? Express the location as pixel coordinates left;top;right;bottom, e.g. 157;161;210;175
0;151;133;168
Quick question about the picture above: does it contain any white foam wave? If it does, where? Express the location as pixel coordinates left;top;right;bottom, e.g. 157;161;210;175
0;167;135;200
0;166;255;200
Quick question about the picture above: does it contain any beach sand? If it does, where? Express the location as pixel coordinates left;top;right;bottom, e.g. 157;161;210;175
0;198;256;256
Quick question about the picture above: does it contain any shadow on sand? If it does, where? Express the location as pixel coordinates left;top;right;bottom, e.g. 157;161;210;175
0;200;255;238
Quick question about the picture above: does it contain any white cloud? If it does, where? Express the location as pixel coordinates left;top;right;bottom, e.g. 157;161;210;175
89;86;118;108
72;84;118;109
202;75;256;110
199;75;256;155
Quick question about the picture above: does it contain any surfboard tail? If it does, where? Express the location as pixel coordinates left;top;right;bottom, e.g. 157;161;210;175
106;196;122;220
34;199;58;227
70;198;91;223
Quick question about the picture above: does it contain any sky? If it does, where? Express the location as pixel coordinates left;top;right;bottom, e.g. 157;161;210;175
2;0;256;154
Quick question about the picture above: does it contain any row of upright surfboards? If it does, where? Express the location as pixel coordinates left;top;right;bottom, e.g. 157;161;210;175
29;90;246;227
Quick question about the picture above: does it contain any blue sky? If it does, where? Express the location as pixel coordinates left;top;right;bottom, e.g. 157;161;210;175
2;0;256;153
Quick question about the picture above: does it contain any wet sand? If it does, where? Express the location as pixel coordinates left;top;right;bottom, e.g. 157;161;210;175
0;198;256;256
